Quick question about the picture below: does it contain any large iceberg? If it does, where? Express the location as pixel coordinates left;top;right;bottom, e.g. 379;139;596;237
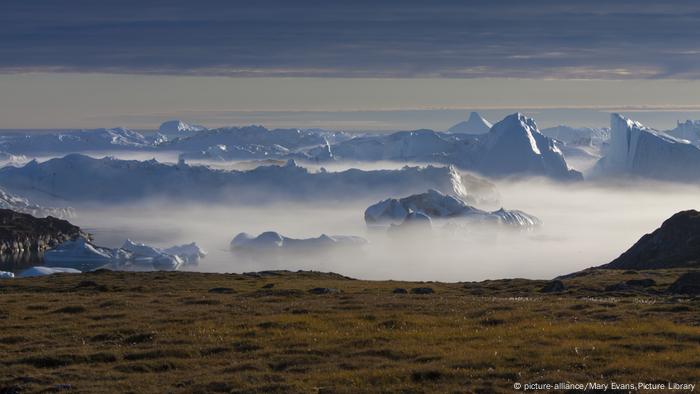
365;189;540;229
162;125;349;153
180;143;293;161
447;112;493;134
477;113;581;180
0;128;152;154
0;154;473;204
43;238;129;268
311;113;581;181
43;238;204;271
595;114;700;181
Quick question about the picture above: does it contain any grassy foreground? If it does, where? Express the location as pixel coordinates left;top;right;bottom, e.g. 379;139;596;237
0;269;698;393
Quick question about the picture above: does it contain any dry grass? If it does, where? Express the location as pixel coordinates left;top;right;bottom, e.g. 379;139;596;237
0;269;698;393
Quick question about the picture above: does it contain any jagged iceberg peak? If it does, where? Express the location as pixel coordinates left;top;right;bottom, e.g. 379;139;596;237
595;114;700;181
488;112;540;152
607;113;687;171
159;120;207;134
476;113;582;181
447;112;493;134
669;119;700;146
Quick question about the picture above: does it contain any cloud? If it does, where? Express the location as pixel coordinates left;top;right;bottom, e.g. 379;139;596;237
2;0;700;78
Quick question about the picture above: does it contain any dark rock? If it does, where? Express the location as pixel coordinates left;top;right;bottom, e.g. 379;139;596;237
308;287;341;294
668;272;700;295
540;280;565;293
208;287;235;294
0;385;22;394
409;287;434;294
626;278;656;287
605;282;631;292
605;278;657;292
261;283;275;289
602;210;700;269
392;288;408;294
0;209;87;256
74;280;108;292
411;370;442;382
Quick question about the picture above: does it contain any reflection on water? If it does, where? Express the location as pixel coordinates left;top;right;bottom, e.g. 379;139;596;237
0;252;44;273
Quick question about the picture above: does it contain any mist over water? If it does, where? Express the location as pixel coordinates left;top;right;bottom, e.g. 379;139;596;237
65;168;700;282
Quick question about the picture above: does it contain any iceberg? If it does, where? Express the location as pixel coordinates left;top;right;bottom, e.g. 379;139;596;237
163;242;207;264
162;125;347;153
0;127;151;154
311;113;581;181
0;151;28;167
231;231;367;252
365;189;540;229
447;112;493;134
0;154;472;203
0;270;14;279
0;187;74;219
43;238;203;271
477;113;581;180
540;125;610;147
18;266;81;277
595;114;700;181
159;120;207;136
179;143;292;161
43;238;131;270
121;239;183;270
668;120;700;147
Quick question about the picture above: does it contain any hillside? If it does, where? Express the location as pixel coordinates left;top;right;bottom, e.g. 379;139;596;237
0;269;697;393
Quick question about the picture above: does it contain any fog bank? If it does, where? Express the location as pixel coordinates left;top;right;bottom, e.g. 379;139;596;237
66;177;700;282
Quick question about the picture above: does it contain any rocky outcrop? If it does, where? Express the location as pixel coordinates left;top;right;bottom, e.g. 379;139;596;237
602;210;700;269
0;209;87;256
667;272;700;295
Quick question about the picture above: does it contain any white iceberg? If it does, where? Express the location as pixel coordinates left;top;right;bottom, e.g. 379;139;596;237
43;238;129;266
42;238;204;271
595;114;700;181
0;127;151;154
668;120;700;147
0;154;471;204
0;270;14;279
0;186;74;219
159;120;207;136
311;113;581;181
540;125;610;147
121;239;183;270
18;266;81;277
0;151;28;167
365;189;540;229
231;231;367;252
163;242;207;264
447;112;493;134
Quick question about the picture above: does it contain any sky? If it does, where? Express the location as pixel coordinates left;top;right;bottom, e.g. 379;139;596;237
2;0;700;130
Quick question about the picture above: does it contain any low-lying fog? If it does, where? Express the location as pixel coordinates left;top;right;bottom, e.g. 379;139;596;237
66;166;700;282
